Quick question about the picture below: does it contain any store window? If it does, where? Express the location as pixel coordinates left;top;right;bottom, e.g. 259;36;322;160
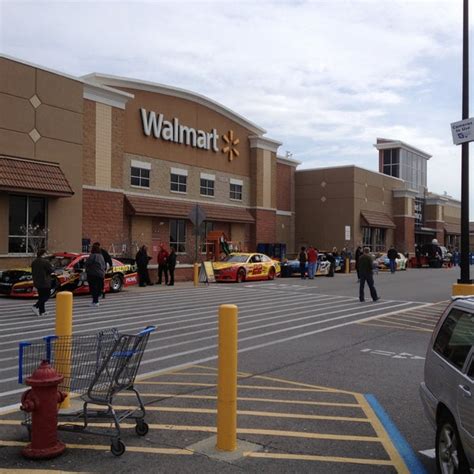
362;226;386;253
200;221;214;252
170;168;187;193
200;173;215;197
382;149;399;178
170;219;186;253
230;179;243;201
130;160;151;188
8;195;47;253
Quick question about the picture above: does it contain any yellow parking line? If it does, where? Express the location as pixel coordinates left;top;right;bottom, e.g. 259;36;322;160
108;405;370;423
0;421;380;442
244;451;394;466
355;394;409;474
250;374;349;394
0;470;89;474
135;381;332;392
379;318;435;330
118;392;361;407
384;316;435;326
0;439;192;455
359;321;433;333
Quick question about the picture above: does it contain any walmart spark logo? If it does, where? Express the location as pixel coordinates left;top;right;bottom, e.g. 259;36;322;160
221;130;240;161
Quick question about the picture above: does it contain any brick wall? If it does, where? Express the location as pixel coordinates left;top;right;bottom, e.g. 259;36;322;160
393;216;415;254
277;163;292;211
251;209;276;248
82;189;125;252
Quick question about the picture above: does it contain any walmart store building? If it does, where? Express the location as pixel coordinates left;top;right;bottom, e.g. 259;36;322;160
0;55;297;270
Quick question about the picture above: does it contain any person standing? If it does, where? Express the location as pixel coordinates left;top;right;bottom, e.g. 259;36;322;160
298;247;307;279
307;246;318;279
157;244;169;285
355;245;363;281
94;242;112;299
135;245;153;287
31;248;53;317
387;245;398;273
167;246;177;286
358;247;379;302
85;242;106;307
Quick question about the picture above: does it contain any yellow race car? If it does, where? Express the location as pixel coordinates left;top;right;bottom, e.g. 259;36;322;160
213;252;281;283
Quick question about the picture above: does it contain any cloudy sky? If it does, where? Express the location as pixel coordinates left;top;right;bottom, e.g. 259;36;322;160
0;0;471;209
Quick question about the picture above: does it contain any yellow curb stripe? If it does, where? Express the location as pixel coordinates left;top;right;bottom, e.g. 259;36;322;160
354;394;409;474
0;422;381;442
0;439;192;456
108;405;369;423
117;392;361;408
244;451;394;466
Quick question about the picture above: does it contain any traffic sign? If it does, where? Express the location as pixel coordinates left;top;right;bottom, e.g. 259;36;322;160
451;117;474;145
188;204;206;227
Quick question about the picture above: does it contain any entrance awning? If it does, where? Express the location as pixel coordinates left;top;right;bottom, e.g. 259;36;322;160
0;155;74;197
444;223;461;235
125;195;255;223
360;210;396;229
415;227;437;235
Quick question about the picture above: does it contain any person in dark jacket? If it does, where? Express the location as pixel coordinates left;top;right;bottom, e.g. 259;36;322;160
31;248;53;317
358;247;379;302
387;245;398;273
135;245;153;286
85;242;106;307
157;244;169;285
298;247;307;279
93;242;112;298
167;246;177;286
355;245;363;281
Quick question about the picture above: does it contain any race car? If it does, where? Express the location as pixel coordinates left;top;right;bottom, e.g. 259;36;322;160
0;252;138;298
212;252;280;283
280;253;342;277
374;252;408;271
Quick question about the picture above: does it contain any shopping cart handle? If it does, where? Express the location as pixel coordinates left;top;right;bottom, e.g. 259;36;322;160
138;326;156;336
18;341;32;384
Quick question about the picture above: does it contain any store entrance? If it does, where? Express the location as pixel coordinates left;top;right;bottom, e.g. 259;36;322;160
415;231;436;247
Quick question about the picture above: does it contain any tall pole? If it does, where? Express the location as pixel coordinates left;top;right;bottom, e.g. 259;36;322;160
459;0;471;284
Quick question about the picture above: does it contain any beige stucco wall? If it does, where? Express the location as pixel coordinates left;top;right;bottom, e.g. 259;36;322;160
0;57;83;260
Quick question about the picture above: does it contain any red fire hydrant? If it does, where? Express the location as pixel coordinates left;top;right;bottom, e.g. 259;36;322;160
20;360;67;459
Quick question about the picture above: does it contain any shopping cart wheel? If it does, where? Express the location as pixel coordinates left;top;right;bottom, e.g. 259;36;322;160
135;420;149;436
111;439;126;456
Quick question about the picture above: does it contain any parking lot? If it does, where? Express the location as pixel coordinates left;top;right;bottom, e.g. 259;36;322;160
0;267;461;472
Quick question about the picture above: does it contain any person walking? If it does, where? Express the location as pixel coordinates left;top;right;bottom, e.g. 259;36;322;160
387;245;398;274
157;244;169;285
307;246;318;279
85;242;106;307
355;245;363;281
31;248;54;317
358;247;379;302
167;246;177;286
135;245;153;287
298;247;307;279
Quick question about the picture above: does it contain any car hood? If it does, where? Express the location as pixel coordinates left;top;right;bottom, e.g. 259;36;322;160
212;262;240;270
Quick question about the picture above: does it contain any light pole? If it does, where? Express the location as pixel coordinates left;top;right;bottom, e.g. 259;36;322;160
459;0;471;284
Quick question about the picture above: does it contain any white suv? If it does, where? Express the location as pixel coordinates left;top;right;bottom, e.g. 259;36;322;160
420;297;474;473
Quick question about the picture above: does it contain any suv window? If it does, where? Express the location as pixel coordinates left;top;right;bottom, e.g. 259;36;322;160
434;308;474;370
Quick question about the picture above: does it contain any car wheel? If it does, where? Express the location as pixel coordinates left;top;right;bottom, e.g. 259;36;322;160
236;268;246;283
436;413;470;474
268;267;276;280
109;274;123;293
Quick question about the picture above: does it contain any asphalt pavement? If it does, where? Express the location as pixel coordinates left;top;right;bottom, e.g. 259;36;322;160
0;265;463;473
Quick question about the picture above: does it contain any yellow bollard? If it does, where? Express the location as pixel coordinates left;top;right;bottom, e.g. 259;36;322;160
216;304;238;451
345;257;350;274
193;263;199;287
55;291;73;408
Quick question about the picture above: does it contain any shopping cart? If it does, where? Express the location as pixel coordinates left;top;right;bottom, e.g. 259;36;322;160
18;326;155;456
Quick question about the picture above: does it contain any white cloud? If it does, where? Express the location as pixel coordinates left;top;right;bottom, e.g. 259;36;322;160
0;0;472;212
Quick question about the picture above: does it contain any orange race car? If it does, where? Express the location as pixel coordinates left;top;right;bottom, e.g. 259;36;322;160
0;252;138;298
212;252;280;283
